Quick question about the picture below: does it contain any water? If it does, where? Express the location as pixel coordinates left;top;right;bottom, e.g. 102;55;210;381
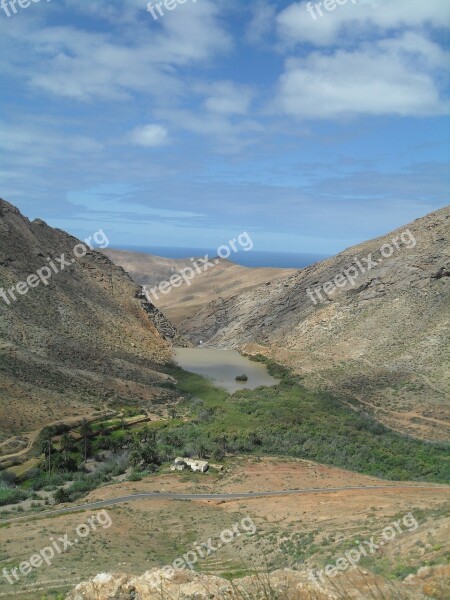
117;245;328;269
174;348;279;393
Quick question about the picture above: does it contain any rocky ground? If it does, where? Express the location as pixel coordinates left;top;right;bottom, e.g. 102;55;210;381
66;563;450;599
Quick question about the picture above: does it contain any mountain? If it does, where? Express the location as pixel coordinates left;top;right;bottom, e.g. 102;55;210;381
178;206;450;441
0;199;181;443
104;249;297;324
103;249;198;290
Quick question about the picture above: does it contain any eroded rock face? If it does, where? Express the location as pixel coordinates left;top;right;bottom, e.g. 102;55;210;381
65;565;443;600
65;569;234;600
136;288;191;347
65;568;331;600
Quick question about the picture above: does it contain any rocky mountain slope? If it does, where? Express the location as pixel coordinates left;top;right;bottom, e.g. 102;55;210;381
0;199;180;442
105;249;296;324
179;207;450;441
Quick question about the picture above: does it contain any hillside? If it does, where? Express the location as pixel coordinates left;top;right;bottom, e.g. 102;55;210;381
105;249;296;324
103;249;196;290
178;207;450;441
0;199;181;445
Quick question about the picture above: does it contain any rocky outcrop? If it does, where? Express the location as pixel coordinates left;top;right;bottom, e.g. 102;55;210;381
65;565;442;599
136;288;191;347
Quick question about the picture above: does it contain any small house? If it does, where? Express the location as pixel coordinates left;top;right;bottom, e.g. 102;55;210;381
172;457;209;473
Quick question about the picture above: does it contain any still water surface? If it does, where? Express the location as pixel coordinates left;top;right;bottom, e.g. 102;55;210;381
174;347;279;393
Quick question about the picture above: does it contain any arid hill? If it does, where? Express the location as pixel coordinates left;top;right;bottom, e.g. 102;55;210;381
103;249;196;290
0;199;180;444
178;207;450;441
105;249;296;324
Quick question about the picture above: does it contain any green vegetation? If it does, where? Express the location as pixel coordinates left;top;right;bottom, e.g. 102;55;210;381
0;472;31;506
0;482;29;506
1;359;448;511
163;362;449;484
235;374;248;382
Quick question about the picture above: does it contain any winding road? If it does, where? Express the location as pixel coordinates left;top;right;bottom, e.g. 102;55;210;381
1;484;445;525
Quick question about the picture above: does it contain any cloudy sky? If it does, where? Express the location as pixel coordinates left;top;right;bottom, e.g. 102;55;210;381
0;0;449;255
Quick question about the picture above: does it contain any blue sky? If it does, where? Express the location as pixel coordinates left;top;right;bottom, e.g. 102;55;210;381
0;0;449;255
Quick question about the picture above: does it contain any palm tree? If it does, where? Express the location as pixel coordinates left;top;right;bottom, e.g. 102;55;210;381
80;420;92;463
60;433;74;460
40;437;53;473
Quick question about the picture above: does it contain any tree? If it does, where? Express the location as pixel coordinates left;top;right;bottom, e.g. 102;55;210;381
129;440;161;470
60;433;75;459
130;448;142;468
140;426;157;445
80;420;93;463
40;432;53;474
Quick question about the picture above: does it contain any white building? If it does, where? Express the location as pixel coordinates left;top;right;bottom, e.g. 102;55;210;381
172;457;209;473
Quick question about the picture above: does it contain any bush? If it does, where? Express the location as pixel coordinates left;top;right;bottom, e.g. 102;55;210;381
53;488;71;504
0;482;29;506
0;470;17;485
235;374;248;382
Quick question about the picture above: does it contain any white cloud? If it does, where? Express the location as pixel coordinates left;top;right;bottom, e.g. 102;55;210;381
276;32;450;119
202;81;254;115
130;124;169;147
277;0;450;47
245;1;276;45
0;0;231;102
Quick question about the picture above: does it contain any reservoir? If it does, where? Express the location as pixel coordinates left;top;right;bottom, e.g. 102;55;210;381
173;347;279;393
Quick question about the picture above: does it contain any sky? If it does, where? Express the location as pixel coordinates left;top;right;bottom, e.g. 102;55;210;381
0;0;449;256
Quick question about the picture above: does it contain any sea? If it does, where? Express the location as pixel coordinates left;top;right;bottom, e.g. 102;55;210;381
116;246;328;269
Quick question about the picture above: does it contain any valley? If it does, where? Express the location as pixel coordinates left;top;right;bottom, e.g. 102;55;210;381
0;199;448;599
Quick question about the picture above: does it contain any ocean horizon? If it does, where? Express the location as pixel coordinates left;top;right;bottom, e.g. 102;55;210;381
114;245;329;269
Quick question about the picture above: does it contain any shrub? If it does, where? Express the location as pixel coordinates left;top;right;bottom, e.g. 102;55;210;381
235;374;248;382
53;488;71;504
0;482;29;506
